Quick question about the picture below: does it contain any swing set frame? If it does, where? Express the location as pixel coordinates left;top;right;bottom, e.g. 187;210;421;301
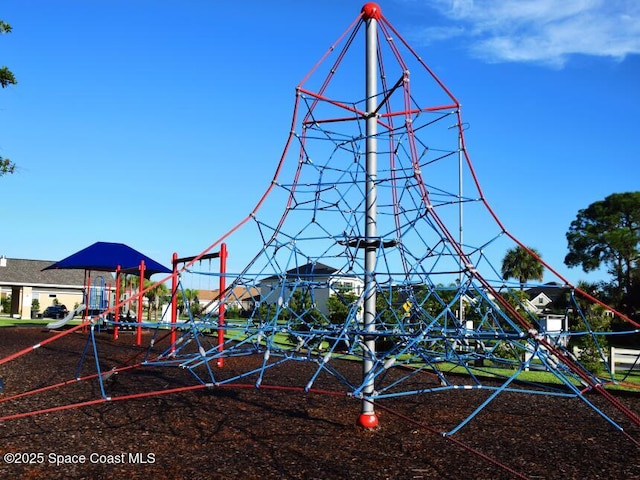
170;243;228;367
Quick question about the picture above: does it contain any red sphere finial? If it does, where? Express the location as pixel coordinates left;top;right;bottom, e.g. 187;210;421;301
362;3;382;20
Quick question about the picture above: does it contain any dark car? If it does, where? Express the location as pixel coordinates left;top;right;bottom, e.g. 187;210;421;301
42;305;69;319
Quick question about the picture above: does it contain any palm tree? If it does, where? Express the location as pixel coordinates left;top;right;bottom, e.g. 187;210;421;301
501;246;544;290
144;280;169;321
177;288;201;318
118;274;140;316
122;276;171;321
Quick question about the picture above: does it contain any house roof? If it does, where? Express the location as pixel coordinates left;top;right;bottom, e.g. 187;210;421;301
43;241;171;278
260;262;339;282
196;289;219;302
225;286;261;302
199;287;261;302
0;258;88;288
525;282;568;300
237;286;260;301
525;282;570;304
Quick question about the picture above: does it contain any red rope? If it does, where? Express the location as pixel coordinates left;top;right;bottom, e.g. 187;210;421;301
0;383;209;422
0;320;89;366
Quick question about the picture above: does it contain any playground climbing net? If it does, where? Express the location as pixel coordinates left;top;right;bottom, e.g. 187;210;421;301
1;3;638;454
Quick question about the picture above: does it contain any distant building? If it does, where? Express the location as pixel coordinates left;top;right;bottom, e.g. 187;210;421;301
196;286;261;315
525;282;568;314
258;262;364;316
0;257;87;319
525;281;571;340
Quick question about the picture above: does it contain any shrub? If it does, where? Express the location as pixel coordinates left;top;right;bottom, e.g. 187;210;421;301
570;312;610;374
1;295;10;314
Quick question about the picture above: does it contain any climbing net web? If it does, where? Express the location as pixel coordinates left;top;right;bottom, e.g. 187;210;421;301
1;4;639;456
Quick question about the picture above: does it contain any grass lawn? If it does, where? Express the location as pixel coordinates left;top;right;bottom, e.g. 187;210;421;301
0;317;82;327
1;317;638;390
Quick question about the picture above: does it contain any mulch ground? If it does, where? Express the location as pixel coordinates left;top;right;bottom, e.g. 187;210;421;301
0;326;638;480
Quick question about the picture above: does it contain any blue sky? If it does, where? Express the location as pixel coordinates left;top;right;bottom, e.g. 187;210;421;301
1;0;638;285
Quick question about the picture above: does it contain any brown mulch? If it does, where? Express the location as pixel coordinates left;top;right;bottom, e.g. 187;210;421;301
0;326;638;480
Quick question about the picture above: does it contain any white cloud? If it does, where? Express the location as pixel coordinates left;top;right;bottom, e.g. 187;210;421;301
418;0;640;67
416;25;466;43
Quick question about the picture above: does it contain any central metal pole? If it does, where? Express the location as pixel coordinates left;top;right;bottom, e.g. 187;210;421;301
358;3;380;429
458;129;464;327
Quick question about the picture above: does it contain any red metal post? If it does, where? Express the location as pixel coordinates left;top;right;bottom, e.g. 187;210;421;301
136;260;145;346
217;243;227;368
170;253;178;354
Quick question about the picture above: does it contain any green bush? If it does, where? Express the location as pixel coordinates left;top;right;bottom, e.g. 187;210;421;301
224;305;242;319
1;295;10;314
570;312;610;374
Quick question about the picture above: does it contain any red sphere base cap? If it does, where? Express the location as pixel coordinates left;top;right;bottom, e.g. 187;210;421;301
357;412;379;429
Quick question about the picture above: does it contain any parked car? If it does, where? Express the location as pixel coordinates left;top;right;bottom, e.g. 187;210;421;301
42;305;69;319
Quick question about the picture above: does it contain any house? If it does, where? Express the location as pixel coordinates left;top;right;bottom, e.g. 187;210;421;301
525;281;571;336
196;289;219;313
526;282;566;313
0;257;87;319
258;262;364;316
0;244;170;320
196;286;261;315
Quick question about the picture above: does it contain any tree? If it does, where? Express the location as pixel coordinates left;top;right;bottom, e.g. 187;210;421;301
0;157;15;176
326;291;358;324
180;288;201;317
0;294;10;313
0;21;16;88
565;192;640;314
287;288;324;325
568;283;611;374
143;280;169;321
501;246;545;290
1;20;17;177
284;289;325;350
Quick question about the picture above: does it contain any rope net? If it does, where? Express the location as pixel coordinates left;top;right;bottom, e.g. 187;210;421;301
1;6;638;460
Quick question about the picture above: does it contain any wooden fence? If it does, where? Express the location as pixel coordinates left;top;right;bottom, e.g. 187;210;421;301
610;347;640;375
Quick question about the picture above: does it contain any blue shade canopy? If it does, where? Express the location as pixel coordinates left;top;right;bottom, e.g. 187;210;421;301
43;241;171;277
